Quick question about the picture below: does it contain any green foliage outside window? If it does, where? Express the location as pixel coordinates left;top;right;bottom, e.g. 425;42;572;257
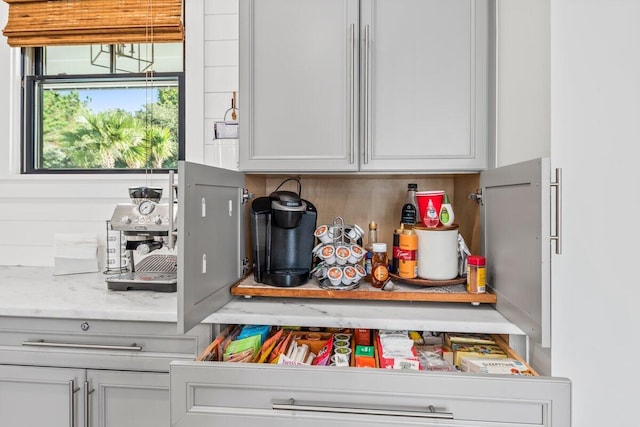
41;87;179;170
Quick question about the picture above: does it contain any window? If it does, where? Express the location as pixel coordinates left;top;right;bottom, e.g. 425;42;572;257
22;43;184;173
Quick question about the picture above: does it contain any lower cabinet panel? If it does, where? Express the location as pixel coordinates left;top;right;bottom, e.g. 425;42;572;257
0;364;86;427
88;369;170;427
170;362;571;427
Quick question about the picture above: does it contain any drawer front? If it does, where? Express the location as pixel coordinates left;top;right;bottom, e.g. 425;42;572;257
0;317;211;372
170;362;571;426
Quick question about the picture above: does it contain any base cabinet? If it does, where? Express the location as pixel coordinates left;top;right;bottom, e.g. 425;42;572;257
0;365;170;427
88;370;170;427
0;316;211;427
0;365;86;427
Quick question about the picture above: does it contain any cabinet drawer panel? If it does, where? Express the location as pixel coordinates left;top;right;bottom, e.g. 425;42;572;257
171;362;570;426
0;317;211;371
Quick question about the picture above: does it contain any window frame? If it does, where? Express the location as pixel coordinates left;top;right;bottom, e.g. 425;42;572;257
21;48;185;175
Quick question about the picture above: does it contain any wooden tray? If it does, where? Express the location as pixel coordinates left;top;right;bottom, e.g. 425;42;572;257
231;275;496;304
388;273;466;287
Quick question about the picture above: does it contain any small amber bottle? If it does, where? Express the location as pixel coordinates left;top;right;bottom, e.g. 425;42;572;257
371;243;389;289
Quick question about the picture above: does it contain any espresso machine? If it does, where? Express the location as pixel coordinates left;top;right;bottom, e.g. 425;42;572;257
250;180;317;287
105;173;178;292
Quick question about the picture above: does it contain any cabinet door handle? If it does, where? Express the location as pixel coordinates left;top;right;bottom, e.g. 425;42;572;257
273;399;454;420
22;340;143;351
85;381;94;427
363;24;370;164
550;167;562;254
68;380;79;427
349;23;356;164
169;169;177;249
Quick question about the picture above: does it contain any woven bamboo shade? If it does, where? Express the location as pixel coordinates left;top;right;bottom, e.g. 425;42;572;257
3;0;184;47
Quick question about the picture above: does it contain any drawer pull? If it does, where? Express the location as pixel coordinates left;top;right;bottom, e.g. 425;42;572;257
22;340;143;351
272;398;454;420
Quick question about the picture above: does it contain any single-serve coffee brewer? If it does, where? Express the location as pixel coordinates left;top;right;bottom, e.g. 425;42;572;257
250;179;317;287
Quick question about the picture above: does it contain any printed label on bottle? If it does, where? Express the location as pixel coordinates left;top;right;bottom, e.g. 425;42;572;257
401;204;417;225
440;207;450;224
424;199;439;228
477;267;486;292
373;265;389;281
395;249;417;260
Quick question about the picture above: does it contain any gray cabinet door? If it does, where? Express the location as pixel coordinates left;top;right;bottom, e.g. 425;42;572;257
0;364;86;427
88;370;169;427
359;0;489;172
239;0;360;172
177;161;246;334
481;158;552;374
170;362;570;427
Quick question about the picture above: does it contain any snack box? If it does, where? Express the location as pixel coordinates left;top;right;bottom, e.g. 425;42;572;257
443;343;506;367
444;333;496;348
355;345;376;368
375;334;420;370
461;357;534;376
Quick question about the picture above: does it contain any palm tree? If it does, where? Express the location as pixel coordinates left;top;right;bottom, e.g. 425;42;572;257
62;109;141;168
119;126;176;169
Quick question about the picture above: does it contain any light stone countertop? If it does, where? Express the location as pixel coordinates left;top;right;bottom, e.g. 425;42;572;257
0;266;524;334
0;266;178;322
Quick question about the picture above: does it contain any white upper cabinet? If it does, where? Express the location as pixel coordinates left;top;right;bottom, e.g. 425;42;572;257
360;0;488;171
240;0;489;172
239;0;360;172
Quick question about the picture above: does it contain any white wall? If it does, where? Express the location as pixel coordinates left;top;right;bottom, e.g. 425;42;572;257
204;0;240;169
0;0;238;267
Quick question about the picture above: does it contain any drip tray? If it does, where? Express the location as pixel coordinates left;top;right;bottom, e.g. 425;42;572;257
106;254;177;292
106;272;177;292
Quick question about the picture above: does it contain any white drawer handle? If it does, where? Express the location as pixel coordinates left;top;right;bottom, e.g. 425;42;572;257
273;398;453;420
22;340;142;351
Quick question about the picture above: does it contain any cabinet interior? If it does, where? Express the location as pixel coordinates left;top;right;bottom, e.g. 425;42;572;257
245;173;481;256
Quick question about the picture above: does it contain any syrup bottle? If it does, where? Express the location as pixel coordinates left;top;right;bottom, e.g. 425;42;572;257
400;183;418;227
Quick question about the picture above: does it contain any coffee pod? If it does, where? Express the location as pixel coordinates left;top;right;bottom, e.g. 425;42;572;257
314;225;333;244
342;265;358;285
348;244;364;264
327;266;343;286
335;246;350;265
347;224;364;241
320;245;336;264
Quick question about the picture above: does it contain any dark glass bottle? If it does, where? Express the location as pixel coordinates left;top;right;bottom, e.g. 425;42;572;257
400;183;418;226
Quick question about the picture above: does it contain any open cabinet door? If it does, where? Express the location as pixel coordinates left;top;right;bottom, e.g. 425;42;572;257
177;161;246;334
480;158;552;373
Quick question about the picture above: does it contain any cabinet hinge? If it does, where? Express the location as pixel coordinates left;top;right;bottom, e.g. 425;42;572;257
241;188;254;205
241;257;250;274
469;189;483;205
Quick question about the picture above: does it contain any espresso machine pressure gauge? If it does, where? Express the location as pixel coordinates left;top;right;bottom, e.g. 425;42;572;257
138;200;155;215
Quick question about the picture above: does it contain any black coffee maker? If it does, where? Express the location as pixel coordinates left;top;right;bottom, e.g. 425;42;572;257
250;179;317;287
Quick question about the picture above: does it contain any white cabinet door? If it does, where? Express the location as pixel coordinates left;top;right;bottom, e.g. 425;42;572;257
0;364;86;427
239;0;359;172
88;370;169;427
360;0;489;172
240;0;488;173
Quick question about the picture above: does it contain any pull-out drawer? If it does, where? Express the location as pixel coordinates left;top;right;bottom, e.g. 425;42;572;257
170;329;570;426
170;362;570;426
0;316;211;372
